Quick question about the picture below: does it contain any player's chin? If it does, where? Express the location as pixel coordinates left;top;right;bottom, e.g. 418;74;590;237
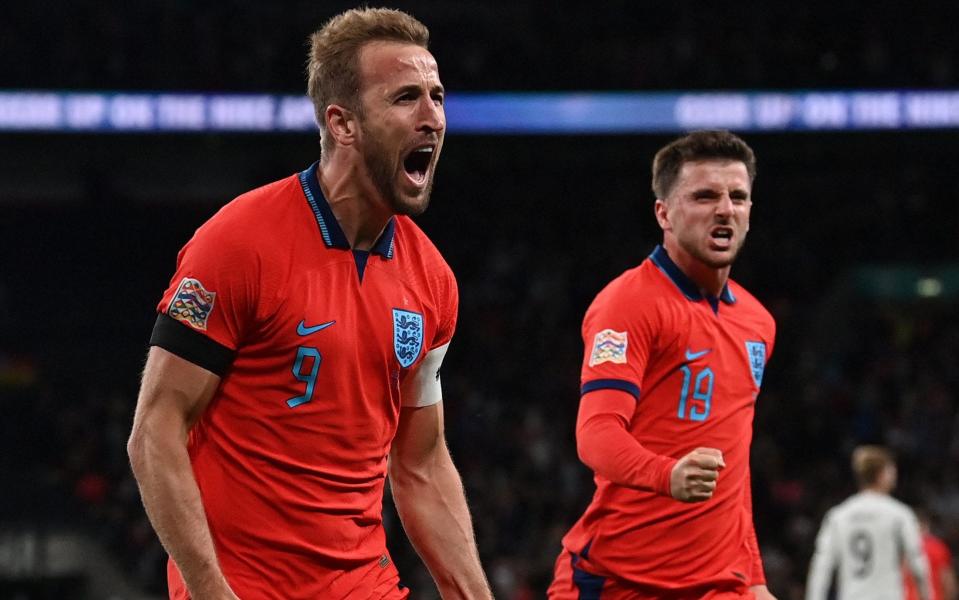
702;244;743;268
391;171;433;215
699;251;736;269
391;187;432;216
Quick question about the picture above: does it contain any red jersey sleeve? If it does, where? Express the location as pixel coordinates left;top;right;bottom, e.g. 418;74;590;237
932;535;953;566
156;214;260;353
576;388;676;495
580;281;659;400
743;469;766;585
429;266;458;350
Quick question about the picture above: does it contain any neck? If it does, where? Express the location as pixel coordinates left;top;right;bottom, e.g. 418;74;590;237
662;237;731;298
317;152;392;251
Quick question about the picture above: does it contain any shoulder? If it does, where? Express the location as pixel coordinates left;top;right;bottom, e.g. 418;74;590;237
171;174;309;309
588;260;664;317
581;261;684;352
728;280;775;323
393;216;455;287
193;173;301;243
829;494;861;519
823;502;844;522
850;493;914;521
728;279;776;337
187;173;306;260
885;495;918;518
392;217;457;345
391;218;458;337
201;174;303;237
867;492;908;512
393;216;446;263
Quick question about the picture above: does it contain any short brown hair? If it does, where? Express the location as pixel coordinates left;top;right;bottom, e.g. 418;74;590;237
306;8;430;153
851;445;894;488
651;130;757;199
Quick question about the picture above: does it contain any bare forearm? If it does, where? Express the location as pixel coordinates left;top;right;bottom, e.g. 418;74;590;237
390;450;491;599
128;426;234;599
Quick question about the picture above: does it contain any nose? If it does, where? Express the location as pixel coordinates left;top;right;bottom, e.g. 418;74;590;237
417;97;445;134
715;194;734;218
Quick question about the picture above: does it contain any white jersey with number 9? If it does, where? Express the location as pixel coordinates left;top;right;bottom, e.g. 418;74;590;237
806;491;931;600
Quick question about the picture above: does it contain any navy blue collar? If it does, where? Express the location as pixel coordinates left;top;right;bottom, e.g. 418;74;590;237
298;162;396;258
649;245;736;308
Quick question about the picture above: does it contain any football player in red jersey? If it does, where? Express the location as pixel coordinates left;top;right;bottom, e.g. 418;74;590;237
905;509;956;600
127;8;491;599
549;130;777;599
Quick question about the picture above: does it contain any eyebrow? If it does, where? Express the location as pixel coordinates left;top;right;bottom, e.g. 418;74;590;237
392;84;421;97
691;188;720;198
690;187;750;198
393;83;445;95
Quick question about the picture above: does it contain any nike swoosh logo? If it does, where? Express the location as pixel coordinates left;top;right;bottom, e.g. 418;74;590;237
297;320;336;336
684;348;711;361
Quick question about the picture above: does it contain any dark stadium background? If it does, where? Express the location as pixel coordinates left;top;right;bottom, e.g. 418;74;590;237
2;2;958;598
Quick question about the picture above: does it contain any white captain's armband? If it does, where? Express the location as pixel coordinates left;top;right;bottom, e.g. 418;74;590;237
400;342;449;407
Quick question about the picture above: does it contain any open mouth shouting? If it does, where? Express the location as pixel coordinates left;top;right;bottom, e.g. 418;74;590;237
709;226;734;250
402;143;436;188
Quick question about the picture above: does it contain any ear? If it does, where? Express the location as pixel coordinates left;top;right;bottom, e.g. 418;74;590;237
325;104;357;147
654;198;671;231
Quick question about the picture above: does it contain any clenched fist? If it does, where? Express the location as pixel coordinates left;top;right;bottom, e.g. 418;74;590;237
670;447;725;502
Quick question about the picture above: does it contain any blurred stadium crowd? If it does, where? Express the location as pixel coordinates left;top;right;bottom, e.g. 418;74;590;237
2;2;959;599
7;1;959;92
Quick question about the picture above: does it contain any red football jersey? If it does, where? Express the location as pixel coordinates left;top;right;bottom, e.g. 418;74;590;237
560;245;775;594
905;533;954;600
152;162;457;599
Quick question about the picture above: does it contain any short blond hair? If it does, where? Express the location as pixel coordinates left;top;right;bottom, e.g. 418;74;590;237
306;8;430;154
851;445;894;488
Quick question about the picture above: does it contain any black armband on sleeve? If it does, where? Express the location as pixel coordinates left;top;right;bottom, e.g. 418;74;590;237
149;313;236;377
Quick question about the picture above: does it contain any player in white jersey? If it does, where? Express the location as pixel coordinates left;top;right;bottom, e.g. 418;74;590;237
806;445;931;600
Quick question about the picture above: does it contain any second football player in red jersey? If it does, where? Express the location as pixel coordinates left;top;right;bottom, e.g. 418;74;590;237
905;510;956;600
549;130;777;600
127;8;492;600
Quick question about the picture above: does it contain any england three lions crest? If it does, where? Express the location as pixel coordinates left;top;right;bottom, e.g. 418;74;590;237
392;309;423;368
745;341;766;387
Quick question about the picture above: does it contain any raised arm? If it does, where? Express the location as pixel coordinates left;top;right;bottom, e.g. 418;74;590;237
387;343;492;599
127;346;239;600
